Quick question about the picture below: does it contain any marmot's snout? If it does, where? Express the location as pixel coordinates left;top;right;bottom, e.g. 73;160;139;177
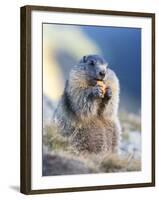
97;68;106;80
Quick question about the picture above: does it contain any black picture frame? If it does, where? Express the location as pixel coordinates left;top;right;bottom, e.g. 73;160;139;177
20;5;155;194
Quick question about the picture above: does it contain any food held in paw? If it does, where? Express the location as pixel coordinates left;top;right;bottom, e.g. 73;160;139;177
96;80;106;97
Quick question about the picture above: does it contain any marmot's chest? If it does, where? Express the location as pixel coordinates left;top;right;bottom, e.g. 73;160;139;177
71;119;115;153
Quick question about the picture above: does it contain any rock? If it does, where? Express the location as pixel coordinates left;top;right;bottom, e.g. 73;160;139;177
43;154;92;176
120;131;141;159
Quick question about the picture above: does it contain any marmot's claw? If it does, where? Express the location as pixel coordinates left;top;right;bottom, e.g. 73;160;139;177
104;87;112;100
93;85;104;98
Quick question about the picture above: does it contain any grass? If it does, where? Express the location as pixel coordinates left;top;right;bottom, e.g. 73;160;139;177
43;111;141;175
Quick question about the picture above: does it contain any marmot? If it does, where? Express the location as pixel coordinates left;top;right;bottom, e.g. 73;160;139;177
53;55;121;154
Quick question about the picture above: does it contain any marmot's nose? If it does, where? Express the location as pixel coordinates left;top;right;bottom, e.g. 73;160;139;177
99;70;106;79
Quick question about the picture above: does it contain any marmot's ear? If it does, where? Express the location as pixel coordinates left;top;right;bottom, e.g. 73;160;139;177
79;55;87;64
83;56;87;63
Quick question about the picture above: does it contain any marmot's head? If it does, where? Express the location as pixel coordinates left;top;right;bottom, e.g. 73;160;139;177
70;55;108;88
79;55;108;81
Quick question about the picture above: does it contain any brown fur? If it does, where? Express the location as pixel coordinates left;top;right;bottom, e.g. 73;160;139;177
53;60;121;154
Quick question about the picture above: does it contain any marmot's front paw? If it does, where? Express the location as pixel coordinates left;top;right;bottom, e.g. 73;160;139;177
104;87;112;101
92;85;105;98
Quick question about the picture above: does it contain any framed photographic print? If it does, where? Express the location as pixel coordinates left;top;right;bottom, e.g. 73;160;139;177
20;5;155;194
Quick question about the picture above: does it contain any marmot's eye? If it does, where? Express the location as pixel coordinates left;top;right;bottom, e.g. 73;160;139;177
88;59;96;65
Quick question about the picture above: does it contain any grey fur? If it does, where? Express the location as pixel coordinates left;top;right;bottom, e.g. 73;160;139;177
53;55;121;154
